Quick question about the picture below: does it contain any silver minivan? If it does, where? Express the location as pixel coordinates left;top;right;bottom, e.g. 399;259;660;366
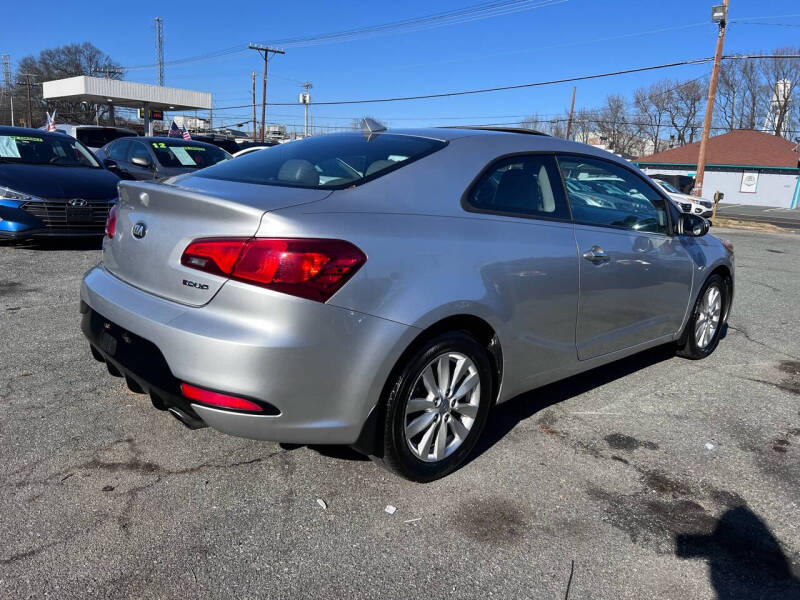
80;126;734;481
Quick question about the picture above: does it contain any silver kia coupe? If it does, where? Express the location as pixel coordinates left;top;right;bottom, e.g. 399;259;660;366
80;125;733;481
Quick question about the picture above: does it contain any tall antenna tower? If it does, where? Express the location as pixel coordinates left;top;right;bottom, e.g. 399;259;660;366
1;55;11;125
155;17;165;86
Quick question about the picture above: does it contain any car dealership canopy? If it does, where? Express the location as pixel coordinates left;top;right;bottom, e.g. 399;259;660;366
42;76;212;135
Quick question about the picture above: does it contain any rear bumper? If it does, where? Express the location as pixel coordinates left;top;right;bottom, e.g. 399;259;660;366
80;263;415;444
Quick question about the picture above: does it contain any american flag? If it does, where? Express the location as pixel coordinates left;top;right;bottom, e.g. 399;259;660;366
181;124;192;141
44;110;57;132
168;121;182;138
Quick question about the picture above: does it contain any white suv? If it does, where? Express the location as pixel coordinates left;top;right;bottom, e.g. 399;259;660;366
654;179;714;218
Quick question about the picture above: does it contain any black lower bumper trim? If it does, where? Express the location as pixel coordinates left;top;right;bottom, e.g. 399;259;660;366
81;308;208;429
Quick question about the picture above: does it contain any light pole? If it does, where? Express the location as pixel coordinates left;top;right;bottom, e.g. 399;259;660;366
299;82;312;137
694;1;729;198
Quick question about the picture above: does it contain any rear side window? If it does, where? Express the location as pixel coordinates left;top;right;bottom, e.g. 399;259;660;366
108;139;130;161
465;154;570;220
194;132;447;189
77;129;135;148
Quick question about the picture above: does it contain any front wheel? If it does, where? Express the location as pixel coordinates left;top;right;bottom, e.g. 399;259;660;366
380;332;493;482
677;273;728;359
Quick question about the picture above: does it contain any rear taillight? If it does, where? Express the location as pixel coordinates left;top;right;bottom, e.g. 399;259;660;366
105;204;117;238
180;383;264;413
180;238;366;302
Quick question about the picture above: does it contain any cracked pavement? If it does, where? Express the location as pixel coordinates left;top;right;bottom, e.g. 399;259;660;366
1;230;799;599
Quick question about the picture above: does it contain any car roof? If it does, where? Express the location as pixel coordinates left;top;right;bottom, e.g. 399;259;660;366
0;125;73;139
132;136;220;147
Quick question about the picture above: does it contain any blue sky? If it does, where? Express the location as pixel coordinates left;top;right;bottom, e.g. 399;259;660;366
3;0;799;132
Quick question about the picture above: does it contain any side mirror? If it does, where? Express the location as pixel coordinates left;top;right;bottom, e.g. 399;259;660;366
131;156;153;168
103;159;119;171
680;213;709;237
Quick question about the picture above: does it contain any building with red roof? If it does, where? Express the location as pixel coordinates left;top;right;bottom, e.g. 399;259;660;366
636;130;800;208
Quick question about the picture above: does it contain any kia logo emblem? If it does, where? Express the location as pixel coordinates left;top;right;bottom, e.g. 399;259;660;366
132;222;147;239
67;198;88;207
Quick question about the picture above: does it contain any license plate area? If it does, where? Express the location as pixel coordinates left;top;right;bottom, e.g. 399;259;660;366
66;206;93;222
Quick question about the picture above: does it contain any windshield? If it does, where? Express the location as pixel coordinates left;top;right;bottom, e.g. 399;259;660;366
150;141;231;169
0;134;100;168
77;128;135;148
194;132;448;189
656;180;680;193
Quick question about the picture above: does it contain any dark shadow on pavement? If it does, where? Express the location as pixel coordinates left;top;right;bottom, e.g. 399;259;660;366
468;344;678;465
4;237;103;252
279;442;369;462
676;505;800;599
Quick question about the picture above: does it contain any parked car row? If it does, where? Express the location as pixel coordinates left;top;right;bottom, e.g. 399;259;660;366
0;125;241;240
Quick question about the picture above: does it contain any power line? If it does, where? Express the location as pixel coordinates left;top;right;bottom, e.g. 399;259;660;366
207;54;796;110
119;0;565;70
211;57;716;110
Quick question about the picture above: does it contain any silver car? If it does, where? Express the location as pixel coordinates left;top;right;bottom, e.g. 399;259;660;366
80;126;734;481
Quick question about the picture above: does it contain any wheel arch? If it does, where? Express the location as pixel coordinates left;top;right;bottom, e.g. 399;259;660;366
352;313;503;458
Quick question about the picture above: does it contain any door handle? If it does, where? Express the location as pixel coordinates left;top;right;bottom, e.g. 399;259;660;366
582;246;610;264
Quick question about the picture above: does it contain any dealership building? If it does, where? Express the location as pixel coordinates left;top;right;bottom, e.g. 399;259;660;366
636;129;800;209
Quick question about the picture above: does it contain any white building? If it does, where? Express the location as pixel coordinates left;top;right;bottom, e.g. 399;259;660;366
637;129;800;209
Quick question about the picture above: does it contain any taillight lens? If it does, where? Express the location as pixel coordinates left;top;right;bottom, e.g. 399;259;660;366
180;238;366;302
180;383;264;413
105;204;117;238
181;239;247;277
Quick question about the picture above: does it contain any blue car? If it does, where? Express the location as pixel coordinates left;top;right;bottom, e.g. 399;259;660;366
0;126;119;239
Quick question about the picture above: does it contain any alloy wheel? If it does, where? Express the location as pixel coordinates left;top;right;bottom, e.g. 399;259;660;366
404;352;481;463
695;284;722;349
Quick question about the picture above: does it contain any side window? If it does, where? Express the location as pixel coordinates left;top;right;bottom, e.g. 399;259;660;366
129;142;151;163
108;139;130;161
558;155;669;234
466;154;569;220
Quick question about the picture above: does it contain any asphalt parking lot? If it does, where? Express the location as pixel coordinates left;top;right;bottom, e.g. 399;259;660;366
1;229;799;599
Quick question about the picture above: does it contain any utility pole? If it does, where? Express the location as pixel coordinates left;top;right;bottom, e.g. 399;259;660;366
155;17;165;86
21;73;33;127
251;72;257;141
565;86;577;140
300;82;312;137
694;1;729;198
248;43;285;142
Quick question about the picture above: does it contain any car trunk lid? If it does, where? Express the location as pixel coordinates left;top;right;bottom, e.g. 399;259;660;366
104;178;331;306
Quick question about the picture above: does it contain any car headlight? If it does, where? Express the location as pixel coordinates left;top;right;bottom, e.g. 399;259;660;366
0;186;33;202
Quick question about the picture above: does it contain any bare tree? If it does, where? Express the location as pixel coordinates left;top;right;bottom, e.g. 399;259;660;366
14;42;122;126
634;80;670;154
664;78;705;145
520;113;547;131
594;94;639;156
571;108;594;144
760;46;800;137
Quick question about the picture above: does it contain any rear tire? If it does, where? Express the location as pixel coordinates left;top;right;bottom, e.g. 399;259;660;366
677;273;727;359
380;331;493;482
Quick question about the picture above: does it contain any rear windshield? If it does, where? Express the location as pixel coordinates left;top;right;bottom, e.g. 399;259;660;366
77;128;135;148
194;132;447;189
0;134;100;168
150;141;231;169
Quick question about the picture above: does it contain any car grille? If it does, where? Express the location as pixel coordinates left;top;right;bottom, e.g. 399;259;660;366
679;202;692;212
21;198;114;231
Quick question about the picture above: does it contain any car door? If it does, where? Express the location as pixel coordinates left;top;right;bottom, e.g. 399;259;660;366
463;153;579;393
125;141;156;180
557;154;693;360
